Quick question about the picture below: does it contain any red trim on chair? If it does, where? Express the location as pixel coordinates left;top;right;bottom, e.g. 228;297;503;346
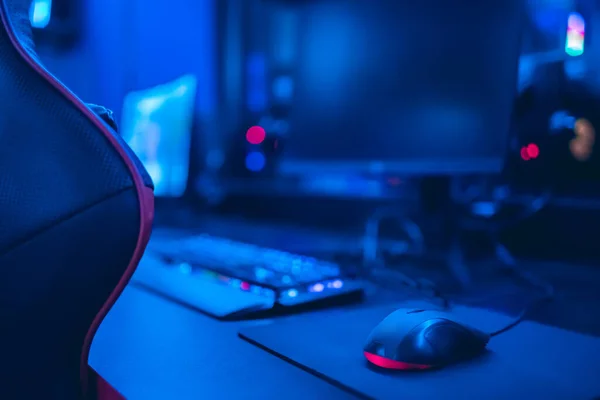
0;3;155;398
81;186;153;396
93;368;126;400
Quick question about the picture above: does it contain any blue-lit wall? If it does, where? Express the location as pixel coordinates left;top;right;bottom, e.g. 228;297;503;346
38;0;216;120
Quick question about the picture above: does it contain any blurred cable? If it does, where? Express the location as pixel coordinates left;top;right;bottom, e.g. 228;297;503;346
360;206;449;307
362;207;424;266
488;243;555;336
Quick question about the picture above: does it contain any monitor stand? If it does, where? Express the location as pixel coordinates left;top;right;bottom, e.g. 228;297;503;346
359;201;475;294
359;174;541;298
359;176;510;292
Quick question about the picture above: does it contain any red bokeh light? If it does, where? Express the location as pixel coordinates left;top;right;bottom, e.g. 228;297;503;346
526;143;539;159
520;144;539;161
246;126;266;145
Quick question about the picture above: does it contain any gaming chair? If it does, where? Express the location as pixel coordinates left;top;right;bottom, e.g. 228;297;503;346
0;0;155;399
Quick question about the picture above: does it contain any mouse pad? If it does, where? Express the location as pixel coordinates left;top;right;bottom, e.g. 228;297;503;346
239;303;600;400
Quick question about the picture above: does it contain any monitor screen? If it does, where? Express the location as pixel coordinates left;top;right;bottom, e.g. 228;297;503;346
121;75;197;197
278;0;525;176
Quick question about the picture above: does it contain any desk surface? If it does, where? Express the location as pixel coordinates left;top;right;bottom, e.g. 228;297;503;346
90;286;355;400
240;304;600;399
90;247;600;400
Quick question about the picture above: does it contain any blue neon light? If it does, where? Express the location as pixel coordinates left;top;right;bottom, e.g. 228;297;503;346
29;0;52;29
245;151;266;172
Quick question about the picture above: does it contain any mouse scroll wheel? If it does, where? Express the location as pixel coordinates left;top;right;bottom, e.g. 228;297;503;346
406;309;426;314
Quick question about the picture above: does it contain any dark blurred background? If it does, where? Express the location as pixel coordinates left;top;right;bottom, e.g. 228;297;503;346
32;0;216;122
30;0;600;332
27;2;600;396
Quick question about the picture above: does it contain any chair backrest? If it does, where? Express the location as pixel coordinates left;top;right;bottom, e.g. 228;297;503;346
0;1;155;398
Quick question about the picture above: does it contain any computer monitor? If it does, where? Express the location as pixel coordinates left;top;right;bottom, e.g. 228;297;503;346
278;0;525;176
121;75;197;197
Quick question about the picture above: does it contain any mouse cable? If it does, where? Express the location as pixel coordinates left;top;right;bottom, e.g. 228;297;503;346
488;247;556;337
488;291;554;337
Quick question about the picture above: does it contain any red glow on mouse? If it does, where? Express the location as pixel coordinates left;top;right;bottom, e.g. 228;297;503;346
363;352;432;370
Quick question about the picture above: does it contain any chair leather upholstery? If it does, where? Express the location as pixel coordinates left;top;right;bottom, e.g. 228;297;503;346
0;1;155;398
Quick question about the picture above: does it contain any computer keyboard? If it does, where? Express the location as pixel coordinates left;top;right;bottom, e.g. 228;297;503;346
131;234;365;318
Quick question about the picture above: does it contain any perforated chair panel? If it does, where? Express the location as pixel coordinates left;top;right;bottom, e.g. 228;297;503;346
0;27;152;254
0;1;154;399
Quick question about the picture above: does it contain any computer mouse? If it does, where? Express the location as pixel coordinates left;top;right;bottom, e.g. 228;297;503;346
363;308;490;370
